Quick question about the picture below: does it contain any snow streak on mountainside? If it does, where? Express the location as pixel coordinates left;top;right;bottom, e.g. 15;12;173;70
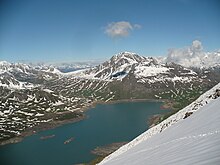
165;40;220;68
99;83;220;165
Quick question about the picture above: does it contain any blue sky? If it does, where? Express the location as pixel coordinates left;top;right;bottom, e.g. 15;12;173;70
0;0;220;62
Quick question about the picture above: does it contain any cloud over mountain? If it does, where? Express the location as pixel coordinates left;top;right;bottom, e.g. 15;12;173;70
165;40;220;68
104;21;141;38
191;40;203;51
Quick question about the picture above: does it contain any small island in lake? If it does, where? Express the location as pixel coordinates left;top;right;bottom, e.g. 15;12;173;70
64;137;74;144
40;135;55;140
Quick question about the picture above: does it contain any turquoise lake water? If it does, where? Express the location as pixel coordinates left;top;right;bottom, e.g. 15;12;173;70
0;101;168;165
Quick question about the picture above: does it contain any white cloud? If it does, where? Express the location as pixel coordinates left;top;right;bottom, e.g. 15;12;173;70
165;40;220;68
191;40;203;52
104;21;141;38
134;24;142;29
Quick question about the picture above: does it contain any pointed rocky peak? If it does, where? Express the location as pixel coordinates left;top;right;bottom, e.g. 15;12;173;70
0;61;11;66
98;52;159;71
0;72;22;88
0;61;32;74
109;52;151;65
0;61;12;73
111;51;140;61
71;52;166;81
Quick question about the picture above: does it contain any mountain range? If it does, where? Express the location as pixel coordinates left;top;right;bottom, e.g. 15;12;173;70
0;51;220;144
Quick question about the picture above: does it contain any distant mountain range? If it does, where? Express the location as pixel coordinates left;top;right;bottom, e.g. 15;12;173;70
27;60;103;73
0;51;220;144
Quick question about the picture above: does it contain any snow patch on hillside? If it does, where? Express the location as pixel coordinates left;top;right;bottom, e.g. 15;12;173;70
0;78;35;89
134;65;169;78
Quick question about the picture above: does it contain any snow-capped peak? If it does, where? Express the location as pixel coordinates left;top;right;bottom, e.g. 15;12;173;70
0;61;12;74
0;61;11;66
110;51;153;65
0;61;32;74
69;52;161;81
0;60;62;90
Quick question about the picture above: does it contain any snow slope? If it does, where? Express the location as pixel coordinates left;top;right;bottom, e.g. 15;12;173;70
99;83;220;165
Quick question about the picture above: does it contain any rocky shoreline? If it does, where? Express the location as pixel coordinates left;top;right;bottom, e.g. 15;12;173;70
91;142;128;157
0;111;86;146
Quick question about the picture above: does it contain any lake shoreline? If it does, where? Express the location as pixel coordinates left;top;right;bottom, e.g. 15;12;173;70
84;98;171;112
0;98;173;147
0;112;86;146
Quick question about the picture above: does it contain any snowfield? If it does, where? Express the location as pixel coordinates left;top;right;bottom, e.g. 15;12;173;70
99;83;220;165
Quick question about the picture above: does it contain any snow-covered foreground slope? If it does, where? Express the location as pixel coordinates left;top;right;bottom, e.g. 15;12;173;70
99;83;220;165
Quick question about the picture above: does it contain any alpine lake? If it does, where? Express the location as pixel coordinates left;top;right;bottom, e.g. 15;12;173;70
0;101;169;165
